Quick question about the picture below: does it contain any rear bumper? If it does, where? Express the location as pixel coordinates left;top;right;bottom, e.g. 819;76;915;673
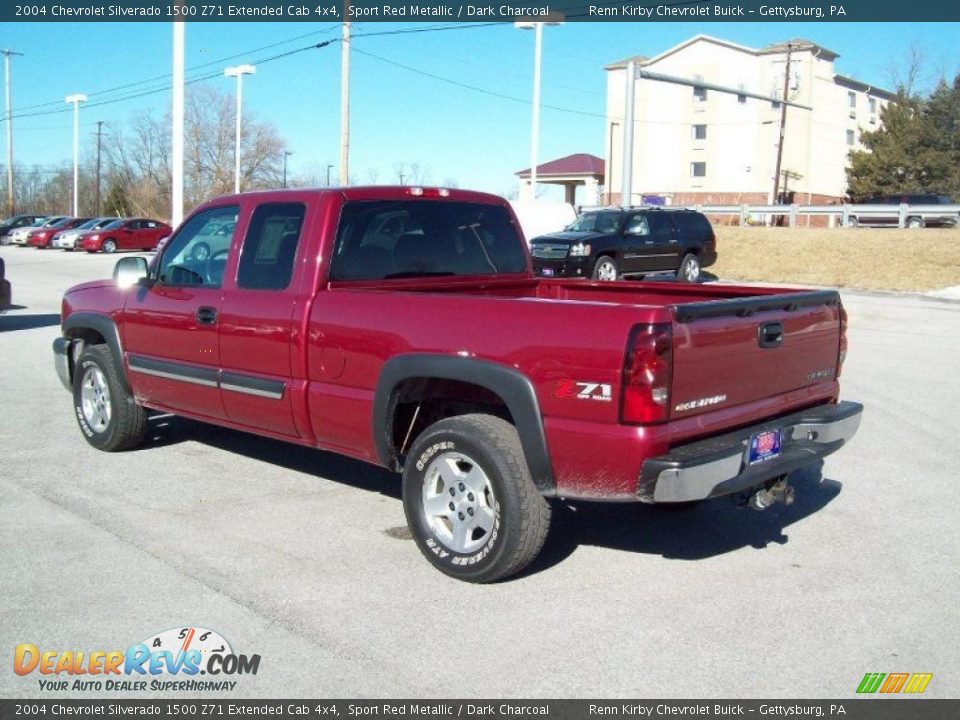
638;400;863;503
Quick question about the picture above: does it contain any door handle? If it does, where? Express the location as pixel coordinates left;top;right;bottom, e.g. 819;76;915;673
758;322;784;348
196;307;217;325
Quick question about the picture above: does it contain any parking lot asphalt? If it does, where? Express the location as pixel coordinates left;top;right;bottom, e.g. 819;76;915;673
1;245;958;699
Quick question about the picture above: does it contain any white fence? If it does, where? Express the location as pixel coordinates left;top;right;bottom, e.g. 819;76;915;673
688;203;960;228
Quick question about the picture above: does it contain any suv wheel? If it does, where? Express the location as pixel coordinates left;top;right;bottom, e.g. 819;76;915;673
592;256;618;281
677;253;701;283
73;344;147;451
403;414;551;583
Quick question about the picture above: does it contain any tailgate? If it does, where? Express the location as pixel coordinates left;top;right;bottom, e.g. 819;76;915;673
670;291;841;419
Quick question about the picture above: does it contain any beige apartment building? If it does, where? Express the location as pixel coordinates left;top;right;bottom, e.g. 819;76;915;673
604;35;896;210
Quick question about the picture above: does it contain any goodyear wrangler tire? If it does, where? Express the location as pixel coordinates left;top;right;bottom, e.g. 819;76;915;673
402;414;551;583
73;344;147;452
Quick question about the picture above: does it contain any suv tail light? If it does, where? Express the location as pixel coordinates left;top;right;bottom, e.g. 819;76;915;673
837;304;848;378
621;323;673;424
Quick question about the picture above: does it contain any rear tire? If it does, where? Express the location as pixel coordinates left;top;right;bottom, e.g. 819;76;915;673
403;414;551;583
677;253;701;282
73;344;147;452
592;256;619;281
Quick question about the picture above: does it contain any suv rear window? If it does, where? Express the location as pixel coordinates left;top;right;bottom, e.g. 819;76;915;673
330;201;526;281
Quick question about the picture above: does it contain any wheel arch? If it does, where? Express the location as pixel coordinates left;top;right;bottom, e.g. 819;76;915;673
62;312;130;392
373;354;556;494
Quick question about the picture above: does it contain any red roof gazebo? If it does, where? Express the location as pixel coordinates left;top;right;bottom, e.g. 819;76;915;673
515;153;605;205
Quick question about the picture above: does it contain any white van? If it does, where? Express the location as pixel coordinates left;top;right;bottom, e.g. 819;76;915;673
509;201;577;244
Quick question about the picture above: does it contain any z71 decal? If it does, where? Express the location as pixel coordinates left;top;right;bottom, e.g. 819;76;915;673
555;380;613;402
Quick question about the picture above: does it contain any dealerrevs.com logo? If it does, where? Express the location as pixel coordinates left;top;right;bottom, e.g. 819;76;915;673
13;626;260;692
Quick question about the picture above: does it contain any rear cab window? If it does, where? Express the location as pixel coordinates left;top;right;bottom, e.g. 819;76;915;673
329;200;527;281
237;203;305;290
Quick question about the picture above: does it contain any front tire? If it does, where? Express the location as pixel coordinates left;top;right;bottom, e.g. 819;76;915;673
403;414;551;583
906;217;924;229
73;344;147;451
592;256;619;281
102;239;117;254
677;253;701;282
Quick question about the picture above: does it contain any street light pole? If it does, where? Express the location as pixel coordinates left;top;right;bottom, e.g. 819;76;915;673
515;17;562;201
172;21;185;226
326;164;333;187
93;121;104;216
3;49;23;216
224;64;255;194
282;151;292;188
65;93;87;217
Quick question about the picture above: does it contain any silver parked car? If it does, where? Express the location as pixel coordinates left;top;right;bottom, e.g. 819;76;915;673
51;217;117;250
8;216;60;246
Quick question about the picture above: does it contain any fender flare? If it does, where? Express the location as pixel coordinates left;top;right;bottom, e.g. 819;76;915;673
373;354;556;495
62;312;130;392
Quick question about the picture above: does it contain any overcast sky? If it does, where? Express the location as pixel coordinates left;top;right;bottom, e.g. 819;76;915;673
6;21;959;200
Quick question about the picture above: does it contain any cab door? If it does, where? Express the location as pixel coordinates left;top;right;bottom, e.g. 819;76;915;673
122;205;240;421
217;201;308;438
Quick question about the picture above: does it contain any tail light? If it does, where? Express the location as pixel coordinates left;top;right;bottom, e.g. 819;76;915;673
621;323;673;424
837;304;848;378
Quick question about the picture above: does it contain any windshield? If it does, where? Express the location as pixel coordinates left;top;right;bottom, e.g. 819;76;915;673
330;200;526;281
77;218;109;230
564;212;622;234
41;217;67;228
102;220;126;230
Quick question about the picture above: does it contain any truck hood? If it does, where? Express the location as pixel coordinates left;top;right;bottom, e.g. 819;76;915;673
66;280;115;296
530;230;607;245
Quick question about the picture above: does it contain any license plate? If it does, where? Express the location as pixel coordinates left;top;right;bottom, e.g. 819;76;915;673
540;267;554;277
748;429;782;465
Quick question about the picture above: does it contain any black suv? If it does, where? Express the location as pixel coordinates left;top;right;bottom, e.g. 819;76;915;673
848;194;958;229
529;207;717;282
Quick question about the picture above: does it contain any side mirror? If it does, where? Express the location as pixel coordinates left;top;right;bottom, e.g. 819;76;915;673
113;256;148;288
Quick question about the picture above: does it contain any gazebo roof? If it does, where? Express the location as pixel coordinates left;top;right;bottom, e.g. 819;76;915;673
516;153;605;179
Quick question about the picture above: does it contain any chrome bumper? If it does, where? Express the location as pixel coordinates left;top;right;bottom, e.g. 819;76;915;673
638;401;863;503
53;337;73;391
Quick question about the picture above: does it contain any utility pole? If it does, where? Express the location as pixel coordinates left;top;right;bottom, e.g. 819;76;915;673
2;49;22;216
93;121;104;216
282;150;292;188
65;93;87;217
340;5;350;187
772;43;793;206
326;163;333;187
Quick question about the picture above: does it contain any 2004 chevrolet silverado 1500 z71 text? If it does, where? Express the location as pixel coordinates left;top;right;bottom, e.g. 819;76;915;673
53;187;862;582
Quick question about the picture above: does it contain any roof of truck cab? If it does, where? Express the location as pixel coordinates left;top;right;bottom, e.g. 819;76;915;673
205;186;509;206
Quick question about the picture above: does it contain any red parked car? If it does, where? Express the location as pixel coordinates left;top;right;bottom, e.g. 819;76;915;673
78;218;171;254
28;217;93;248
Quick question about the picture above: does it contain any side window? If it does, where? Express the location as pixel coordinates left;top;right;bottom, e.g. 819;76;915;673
237;203;305;291
157;205;240;287
646;214;673;236
625;214;649;235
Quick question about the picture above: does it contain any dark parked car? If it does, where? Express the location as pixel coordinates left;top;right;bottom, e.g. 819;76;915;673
529;207;717;282
848;194;958;228
78;218;172;253
0;214;47;244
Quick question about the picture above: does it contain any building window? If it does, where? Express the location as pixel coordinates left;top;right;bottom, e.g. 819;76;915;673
846;129;855;146
692;124;707;140
848;91;856;108
868;97;877;114
690;162;706;178
693;86;707;102
737;84;747;103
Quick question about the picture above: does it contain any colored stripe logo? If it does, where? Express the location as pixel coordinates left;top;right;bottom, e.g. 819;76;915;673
857;672;933;694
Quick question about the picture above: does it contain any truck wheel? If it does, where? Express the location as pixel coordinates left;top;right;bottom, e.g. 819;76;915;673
73;344;147;452
403;414;551;583
677;253;701;282
592;256;618;281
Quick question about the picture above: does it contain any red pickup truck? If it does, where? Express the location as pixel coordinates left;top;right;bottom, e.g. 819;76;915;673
53;187;862;582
